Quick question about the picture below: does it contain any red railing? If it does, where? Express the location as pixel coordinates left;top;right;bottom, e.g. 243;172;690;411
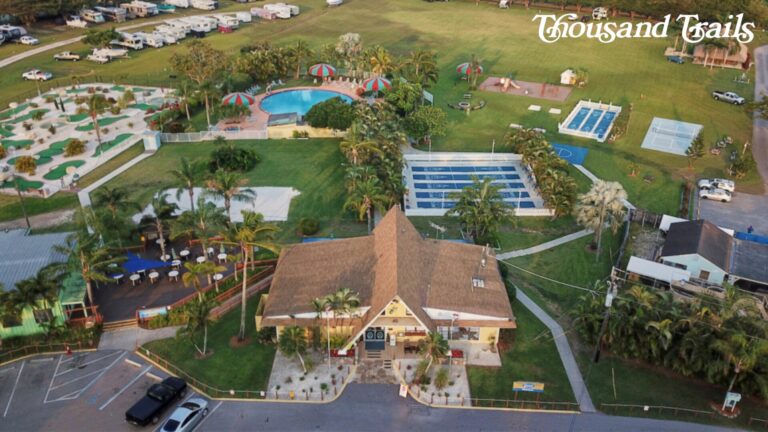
65;306;103;328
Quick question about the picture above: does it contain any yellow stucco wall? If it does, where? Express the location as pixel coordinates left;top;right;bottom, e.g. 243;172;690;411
267;124;345;139
479;327;500;345
381;299;412;318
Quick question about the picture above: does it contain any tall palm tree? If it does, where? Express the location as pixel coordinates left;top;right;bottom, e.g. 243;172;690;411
343;176;389;234
171;198;227;258
290;39;313;79
205;169;255;221
344;165;376;193
712;330;768;394
279;326;308;373
329;287;361;328
15;268;60;327
447;176;514;244
183;296;216;357
369;45;394;76
52;232;125;309
222;210;280;342
170;157;203;214
148;192;179;260
574;180;627;261
92;186;141;222
401;50;438;87
339;124;381;166
419;331;449;373
77;94;110;153
182;261;225;300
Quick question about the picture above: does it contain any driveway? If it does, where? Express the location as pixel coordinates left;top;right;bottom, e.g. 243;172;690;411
697;191;768;235
0;351;737;432
752;46;768;192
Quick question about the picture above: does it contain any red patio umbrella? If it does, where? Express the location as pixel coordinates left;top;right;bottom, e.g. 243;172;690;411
362;77;392;92
456;62;483;75
222;92;255;107
308;63;336;77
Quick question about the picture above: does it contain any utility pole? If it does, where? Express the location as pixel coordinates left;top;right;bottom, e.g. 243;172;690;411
592;279;618;363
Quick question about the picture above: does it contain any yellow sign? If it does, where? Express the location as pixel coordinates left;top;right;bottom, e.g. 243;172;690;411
513;381;545;393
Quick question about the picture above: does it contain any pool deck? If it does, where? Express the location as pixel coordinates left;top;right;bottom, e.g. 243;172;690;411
478;77;572;102
215;83;362;131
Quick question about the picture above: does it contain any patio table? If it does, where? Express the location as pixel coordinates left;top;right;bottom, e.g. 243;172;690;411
171;259;182;268
129;274;141;286
149;271;159;283
217;253;227;263
196;256;206;264
213;273;223;282
180;249;190;260
168;270;179;282
112;274;124;284
160;254;171;261
207;247;215;256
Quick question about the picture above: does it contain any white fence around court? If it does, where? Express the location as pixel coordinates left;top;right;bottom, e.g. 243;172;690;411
159;128;268;143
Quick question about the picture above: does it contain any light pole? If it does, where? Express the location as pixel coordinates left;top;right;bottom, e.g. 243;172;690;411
448;313;458;371
325;305;332;370
10;173;31;230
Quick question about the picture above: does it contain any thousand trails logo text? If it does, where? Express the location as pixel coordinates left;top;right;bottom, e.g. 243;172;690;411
533;13;756;44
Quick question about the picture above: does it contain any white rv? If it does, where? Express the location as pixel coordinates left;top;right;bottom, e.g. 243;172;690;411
190;0;218;11
80;9;105;23
179;18;212;32
152;30;177;44
65;16;88;28
165;0;191;7
92;47;129;59
156;25;186;40
213;14;239;28
235;11;252;23
263;4;291;19
133;31;165;48
165;19;192;34
112;32;144;50
286;4;300;16
120;1;159;18
95;6;128;23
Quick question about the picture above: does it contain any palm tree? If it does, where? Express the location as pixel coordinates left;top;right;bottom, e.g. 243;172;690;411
52;232;125;309
147;192;178;260
290;39;313;79
15;268;60;325
170;158;203;214
339;124;381;166
343;176;389;234
77;94;110;153
222;210;280;342
183;296;216;357
447;177;514;244
369;45;394;76
279;326;308;373
205;169;255;221
712;330;768;395
401;50;438;87
574;180;627;261
182;261;225;300
171;198;227;258
326;287;361;328
92;186;141;222
419;331;449;373
344;165;376;193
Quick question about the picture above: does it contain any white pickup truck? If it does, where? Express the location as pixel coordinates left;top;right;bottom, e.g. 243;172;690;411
53;51;81;61
22;69;52;81
712;91;745;105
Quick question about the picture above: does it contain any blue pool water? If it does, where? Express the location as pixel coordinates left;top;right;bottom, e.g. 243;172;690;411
580;109;604;132
260;89;353;116
593;111;616;139
567;107;590;130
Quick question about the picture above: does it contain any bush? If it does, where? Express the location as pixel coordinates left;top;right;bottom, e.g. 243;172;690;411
31;110;45;121
64;139;86;157
48;124;56;135
29;102;39;108
298;217;320;236
44;95;55;103
22;122;32;131
0;144;5;159
110;106;121;115
304;97;355;130
15;156;37;175
434;367;449;390
292;130;309;138
208;145;259;173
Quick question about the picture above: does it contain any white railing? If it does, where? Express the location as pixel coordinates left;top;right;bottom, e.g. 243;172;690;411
160;128;268;143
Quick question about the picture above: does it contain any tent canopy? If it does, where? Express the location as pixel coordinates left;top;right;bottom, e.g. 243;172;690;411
124;253;172;274
59;271;86;305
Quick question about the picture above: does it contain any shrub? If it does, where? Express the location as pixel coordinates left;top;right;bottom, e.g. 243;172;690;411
31;110;45;121
29;102;39;108
37;138;44;145
48;125;56;135
44;95;55;103
292;130;309;138
110;106;121;115
434;368;449;390
22;122;32;131
127;122;134;128
101;128;109;135
74;96;86;105
298;217;319;236
208;145;259;173
102;88;109;94
0;144;5;159
320;383;328;393
87;87;96;94
304;97;355;130
15;156;37;175
64;139;86;157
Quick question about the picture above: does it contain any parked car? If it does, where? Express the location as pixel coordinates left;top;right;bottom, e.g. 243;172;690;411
19;35;39;45
698;178;735;192
699;188;732;203
666;55;684;64
125;377;187;426
712;90;745;105
54;51;81;61
160;399;209;432
22;69;52;81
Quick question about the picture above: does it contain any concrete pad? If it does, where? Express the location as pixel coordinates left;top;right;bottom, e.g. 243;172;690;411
98;326;181;352
528;105;542;112
548;108;562;115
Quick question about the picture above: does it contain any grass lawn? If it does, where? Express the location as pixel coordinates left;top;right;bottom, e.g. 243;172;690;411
77;142;144;188
468;305;575;404
97;139;368;243
74;115;128;131
142;295;276;392
0;190;77;221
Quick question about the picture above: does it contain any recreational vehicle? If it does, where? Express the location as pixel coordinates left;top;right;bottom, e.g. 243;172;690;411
212;14;239;28
183;17;214;32
92;47;129;59
286;4;300;15
120;1;159;18
235;11;252;23
65;16;88;28
133;31;165;48
0;25;27;42
190;0;218;11
165;19;192;34
80;9;105;23
95;6;128;23
263;4;291;19
155;25;186;40
152;31;177;44
112;32;144;50
165;0;191;7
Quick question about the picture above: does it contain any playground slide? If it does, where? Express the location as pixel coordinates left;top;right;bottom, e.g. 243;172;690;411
508;80;521;89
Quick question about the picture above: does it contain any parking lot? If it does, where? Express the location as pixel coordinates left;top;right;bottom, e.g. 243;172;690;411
0;350;219;432
697;191;768;235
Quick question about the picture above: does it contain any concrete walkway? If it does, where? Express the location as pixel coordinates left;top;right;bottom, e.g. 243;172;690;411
97;325;181;351
497;229;593;259
515;287;596;412
78;150;154;207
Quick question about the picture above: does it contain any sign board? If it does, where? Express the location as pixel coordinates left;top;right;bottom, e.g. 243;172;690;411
513;381;545;393
399;384;409;398
138;306;167;320
422;90;434;105
723;392;741;411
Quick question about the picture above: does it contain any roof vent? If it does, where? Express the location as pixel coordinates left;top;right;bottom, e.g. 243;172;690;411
472;277;485;289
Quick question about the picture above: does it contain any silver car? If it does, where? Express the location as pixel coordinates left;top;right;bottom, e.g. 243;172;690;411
160;398;209;432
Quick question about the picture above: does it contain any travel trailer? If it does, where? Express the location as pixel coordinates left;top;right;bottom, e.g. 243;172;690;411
0;25;28;42
80;9;105;23
212;14;239;28
112;32;144;50
155;25;186;40
165;0;191;7
234;11;252;23
194;16;219;30
65;16;88;28
165;19;192;34
190;0;218;10
92;47;129;59
120;1;159;18
132;31;165;48
152;30;177;44
263;3;291;19
178;18;212;33
95;6;128;23
286;4;300;15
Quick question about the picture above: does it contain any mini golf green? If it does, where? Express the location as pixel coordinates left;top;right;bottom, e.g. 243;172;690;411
6;109;50;124
1;177;43;190
0;103;30;120
129;103;159;111
37;147;64;158
7;155;53;167
75;115;129;132
130;87;151;93
111;85;125;92
0;125;14;138
66;87;90;94
49;138;74;151
1;139;34;148
93;133;135;156
67;113;89;122
43;160;85;180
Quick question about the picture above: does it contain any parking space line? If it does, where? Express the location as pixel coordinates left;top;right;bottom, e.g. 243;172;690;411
45;351;127;404
3;360;24;417
195;401;222;431
99;365;152;411
56;351;123;377
50;368;111;391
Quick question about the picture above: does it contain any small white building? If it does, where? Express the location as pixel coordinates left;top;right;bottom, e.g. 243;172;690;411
560;69;576;86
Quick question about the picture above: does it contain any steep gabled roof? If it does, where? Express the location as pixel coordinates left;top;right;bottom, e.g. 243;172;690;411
0;230;70;292
662;220;732;270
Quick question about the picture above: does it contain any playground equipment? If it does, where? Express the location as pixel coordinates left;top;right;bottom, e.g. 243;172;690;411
499;77;520;92
498;0;509;8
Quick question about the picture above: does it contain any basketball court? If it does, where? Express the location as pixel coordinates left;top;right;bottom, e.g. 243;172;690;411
640;118;703;156
552;143;589;165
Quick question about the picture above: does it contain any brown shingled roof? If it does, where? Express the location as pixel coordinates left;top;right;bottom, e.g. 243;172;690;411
261;207;515;330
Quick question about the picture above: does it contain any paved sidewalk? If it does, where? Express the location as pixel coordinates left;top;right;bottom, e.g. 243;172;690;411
97;326;181;351
497;229;593;259
78;150;154;207
515;288;596;412
752;46;768;193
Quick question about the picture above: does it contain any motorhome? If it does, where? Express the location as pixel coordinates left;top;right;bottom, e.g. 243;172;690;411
155;25;186;40
212;14;239;28
195;16;220;30
165;0;191;7
234;11;252;23
165;19;192;34
112;32;144;50
286;4;300;15
263;3;291;19
152;30;177;44
132;31;165;48
120;1;159;18
0;25;27;42
95;6;128;23
190;0;218;11
80;9;105;23
182;17;214;32
65;16;88;28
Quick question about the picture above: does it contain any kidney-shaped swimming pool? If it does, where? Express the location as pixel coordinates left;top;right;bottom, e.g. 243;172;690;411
260;89;353;116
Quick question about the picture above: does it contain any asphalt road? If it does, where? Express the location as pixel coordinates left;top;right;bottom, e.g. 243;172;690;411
752;46;768;193
0;351;739;432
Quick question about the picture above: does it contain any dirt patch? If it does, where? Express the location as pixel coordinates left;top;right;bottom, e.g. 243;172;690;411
229;335;252;348
194;349;215;360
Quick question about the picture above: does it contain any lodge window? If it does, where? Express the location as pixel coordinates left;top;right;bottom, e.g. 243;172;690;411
33;309;54;324
2;312;22;328
437;326;480;341
699;270;711;280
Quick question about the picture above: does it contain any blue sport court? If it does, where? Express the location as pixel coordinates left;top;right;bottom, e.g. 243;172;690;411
552;143;589;165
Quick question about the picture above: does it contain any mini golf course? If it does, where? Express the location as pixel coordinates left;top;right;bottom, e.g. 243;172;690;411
1;177;44;190
75;115;129;131
94;133;135;156
43;160;85;180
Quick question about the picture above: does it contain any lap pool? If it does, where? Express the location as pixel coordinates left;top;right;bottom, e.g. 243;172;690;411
260;89;353;116
558;100;621;143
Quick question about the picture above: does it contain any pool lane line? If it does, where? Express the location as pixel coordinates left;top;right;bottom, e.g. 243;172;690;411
3;360;25;417
99;365;152;411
